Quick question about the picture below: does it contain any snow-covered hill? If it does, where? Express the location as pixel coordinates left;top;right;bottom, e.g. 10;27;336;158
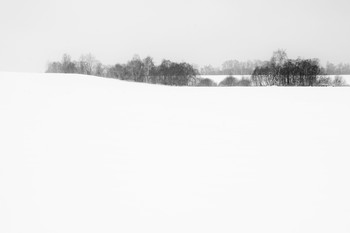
1;72;350;233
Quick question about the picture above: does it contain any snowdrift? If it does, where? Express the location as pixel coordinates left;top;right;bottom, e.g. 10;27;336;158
1;72;350;233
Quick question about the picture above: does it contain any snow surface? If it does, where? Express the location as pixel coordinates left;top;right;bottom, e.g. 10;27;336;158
1;72;350;233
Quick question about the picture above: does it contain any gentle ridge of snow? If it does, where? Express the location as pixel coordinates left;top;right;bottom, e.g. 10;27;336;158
0;72;350;233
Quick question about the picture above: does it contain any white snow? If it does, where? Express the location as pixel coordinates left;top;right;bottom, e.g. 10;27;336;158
1;72;350;233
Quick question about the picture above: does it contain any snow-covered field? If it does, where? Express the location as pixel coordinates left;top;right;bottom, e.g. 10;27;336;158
1;72;350;233
200;74;350;84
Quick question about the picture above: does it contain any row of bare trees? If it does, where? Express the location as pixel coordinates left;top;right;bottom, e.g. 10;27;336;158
47;54;199;86
325;62;350;75
251;50;342;86
47;51;347;87
252;59;324;86
200;59;350;76
106;56;199;86
200;60;266;75
47;54;104;76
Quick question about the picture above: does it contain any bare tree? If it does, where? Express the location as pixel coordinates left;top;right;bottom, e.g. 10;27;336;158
126;55;144;82
61;54;77;73
316;75;332;86
94;62;106;77
78;53;98;75
143;56;155;83
46;61;62;73
271;49;288;66
333;75;347;86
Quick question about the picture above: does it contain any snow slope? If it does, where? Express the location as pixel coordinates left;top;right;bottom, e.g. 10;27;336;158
1;72;350;233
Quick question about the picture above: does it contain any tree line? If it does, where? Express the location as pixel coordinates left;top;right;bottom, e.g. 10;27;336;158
251;50;347;86
200;58;350;76
325;62;350;75
46;54;253;86
46;51;348;87
200;60;265;75
47;54;200;86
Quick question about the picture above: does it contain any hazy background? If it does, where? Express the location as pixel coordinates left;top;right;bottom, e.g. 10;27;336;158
0;0;349;72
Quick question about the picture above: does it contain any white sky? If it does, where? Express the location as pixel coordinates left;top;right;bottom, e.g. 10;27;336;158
0;0;349;72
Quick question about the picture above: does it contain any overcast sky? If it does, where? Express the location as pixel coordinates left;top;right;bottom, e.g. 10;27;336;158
0;0;349;72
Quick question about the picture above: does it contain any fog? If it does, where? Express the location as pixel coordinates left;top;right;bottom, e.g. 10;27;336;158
1;0;350;72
